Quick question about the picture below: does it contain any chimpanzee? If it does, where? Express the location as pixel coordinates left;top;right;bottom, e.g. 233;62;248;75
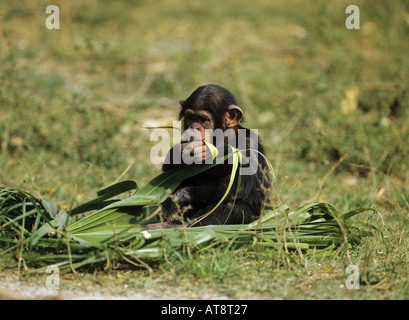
150;84;271;228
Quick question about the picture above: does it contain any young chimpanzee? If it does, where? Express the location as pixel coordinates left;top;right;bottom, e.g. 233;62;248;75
151;84;271;228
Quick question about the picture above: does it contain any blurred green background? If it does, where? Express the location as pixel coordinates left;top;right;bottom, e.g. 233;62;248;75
1;0;408;214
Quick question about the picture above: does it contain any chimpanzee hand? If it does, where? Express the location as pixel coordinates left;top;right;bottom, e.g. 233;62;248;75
181;140;213;163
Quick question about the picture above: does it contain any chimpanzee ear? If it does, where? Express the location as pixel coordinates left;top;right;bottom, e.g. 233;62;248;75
225;105;243;127
178;100;187;120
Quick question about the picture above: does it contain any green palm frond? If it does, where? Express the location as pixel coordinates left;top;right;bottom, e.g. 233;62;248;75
0;145;377;273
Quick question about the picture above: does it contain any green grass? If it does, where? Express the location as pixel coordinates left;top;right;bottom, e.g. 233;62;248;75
1;0;409;299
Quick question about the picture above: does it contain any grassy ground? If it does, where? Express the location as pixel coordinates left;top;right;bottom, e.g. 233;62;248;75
1;0;409;299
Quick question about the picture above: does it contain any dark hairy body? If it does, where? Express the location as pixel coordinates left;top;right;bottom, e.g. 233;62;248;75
150;84;271;228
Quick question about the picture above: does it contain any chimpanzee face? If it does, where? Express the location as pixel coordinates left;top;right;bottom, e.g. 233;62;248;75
178;85;244;161
179;84;243;130
182;108;215;142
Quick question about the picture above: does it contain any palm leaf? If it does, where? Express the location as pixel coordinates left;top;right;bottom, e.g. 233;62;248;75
0;147;378;273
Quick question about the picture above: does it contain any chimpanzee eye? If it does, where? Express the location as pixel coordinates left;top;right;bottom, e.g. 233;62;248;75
199;116;209;123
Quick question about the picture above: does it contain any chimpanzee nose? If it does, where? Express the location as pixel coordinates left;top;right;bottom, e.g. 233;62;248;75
183;127;203;142
190;122;202;130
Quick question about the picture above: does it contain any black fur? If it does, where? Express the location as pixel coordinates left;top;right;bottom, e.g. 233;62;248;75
162;84;270;226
